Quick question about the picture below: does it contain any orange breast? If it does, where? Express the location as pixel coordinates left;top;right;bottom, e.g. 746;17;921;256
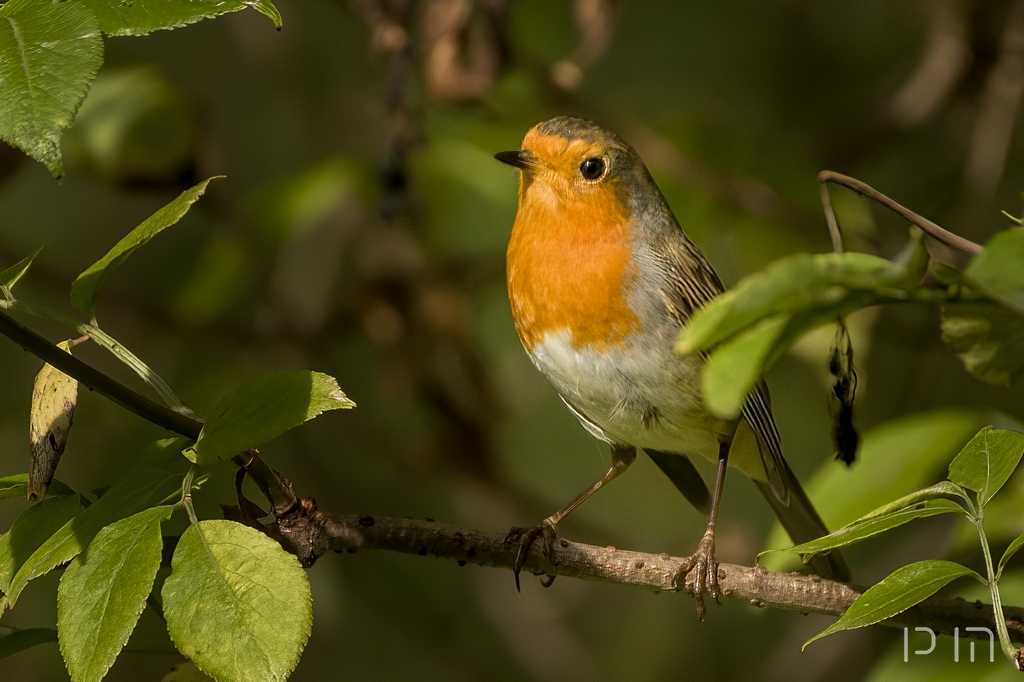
506;176;641;352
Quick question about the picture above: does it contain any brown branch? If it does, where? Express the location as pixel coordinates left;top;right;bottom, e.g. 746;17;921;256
3;307;1023;648
310;513;1024;642
818;171;982;272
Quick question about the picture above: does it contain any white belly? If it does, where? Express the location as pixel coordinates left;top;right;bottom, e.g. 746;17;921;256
527;330;734;463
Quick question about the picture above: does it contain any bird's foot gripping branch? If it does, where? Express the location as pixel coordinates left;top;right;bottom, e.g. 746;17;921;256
3;176;1024;680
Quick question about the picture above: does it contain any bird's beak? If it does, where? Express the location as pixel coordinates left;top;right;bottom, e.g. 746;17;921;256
494;149;539;171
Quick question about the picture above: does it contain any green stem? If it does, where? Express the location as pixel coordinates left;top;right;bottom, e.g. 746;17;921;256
0;308;201;438
0;297;194;417
974;505;1020;664
180;467;198;525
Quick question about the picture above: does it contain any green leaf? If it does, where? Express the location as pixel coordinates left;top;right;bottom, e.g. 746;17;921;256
29;340;79;501
677;245;928;419
79;0;283;37
999;531;1024;575
0;627;58;661
817;411;987;526
0;247;43;294
964;228;1024;314
859;480;972;519
762;409;987;572
4;466;180;607
805;560;980;647
702;315;790;419
70;177;223;320
941;302;1024;387
0;493;84;595
184;370;354;464
139;436;195;472
0;0;104;177
704;309;877;419
677;249;921;356
162;520;312;682
248;0;283;29
771;498;964;559
0;474;74;502
58;505;173;682
64;66;200;185
948;426;1024;505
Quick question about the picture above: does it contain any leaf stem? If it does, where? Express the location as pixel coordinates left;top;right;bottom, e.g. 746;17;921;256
0;297;194;416
974;503;1021;665
0;307;202;438
180;468;198;525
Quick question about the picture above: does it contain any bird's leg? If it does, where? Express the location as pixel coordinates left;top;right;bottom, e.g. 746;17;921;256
508;445;636;591
677;439;730;620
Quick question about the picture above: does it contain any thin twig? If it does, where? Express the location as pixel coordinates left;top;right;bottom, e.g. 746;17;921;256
818;171;982;260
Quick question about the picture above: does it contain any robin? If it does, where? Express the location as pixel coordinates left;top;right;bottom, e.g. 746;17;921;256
495;116;849;616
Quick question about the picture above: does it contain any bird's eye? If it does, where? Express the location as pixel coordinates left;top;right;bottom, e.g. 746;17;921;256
579;157;606;181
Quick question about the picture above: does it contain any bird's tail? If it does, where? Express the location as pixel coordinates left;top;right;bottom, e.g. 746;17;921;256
753;459;851;582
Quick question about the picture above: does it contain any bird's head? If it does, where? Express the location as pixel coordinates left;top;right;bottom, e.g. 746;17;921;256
495;117;652;214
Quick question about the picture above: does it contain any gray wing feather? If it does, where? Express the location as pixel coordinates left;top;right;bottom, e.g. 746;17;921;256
647;229;790;503
740;384;789;503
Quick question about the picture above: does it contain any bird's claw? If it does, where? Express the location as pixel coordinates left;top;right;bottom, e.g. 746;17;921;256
505;520;558;592
675;530;721;621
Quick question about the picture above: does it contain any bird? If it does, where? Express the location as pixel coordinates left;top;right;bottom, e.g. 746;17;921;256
495;116;849;617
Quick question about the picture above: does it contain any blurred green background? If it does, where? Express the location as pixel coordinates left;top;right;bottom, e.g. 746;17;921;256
4;0;1024;680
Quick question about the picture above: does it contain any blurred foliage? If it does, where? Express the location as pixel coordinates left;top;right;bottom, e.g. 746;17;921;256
4;0;1024;681
63;68;201;187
